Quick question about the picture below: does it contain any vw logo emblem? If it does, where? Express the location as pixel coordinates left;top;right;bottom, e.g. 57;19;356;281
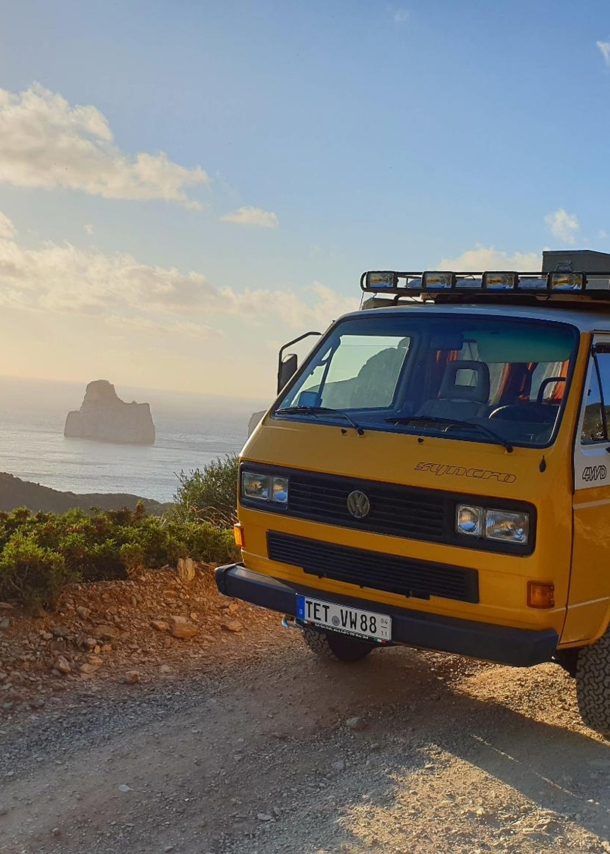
347;490;371;519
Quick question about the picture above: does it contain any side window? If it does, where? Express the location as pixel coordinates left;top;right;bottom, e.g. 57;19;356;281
581;354;606;444
596;351;610;415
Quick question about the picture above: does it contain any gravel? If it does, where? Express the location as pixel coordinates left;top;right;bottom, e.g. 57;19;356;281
2;583;610;853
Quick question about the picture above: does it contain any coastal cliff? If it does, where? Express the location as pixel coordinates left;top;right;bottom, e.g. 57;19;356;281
0;472;169;514
64;380;155;445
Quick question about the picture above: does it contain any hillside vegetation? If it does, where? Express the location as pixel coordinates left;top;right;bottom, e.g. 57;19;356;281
0;456;240;609
171;455;239;527
0;472;170;515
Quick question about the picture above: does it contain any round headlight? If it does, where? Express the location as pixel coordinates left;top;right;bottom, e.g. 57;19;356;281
456;504;484;536
272;476;289;504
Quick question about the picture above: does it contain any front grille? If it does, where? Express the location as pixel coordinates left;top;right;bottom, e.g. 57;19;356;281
287;470;447;541
267;531;479;604
240;464;536;556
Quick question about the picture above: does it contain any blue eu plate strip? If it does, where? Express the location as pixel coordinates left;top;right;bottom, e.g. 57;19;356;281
296;595;305;621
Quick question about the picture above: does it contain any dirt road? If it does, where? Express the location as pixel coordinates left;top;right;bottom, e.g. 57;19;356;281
2;623;610;854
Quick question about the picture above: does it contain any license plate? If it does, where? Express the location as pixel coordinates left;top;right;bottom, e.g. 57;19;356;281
296;595;392;641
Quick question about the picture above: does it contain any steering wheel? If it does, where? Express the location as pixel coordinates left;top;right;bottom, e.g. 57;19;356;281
489;404;552;423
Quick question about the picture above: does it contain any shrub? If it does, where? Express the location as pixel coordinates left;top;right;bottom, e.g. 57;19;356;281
119;541;146;573
172;454;239;527
0;532;78;610
0;502;239;609
165;520;238;565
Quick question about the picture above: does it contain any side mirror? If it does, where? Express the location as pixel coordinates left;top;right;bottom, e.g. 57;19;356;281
277;353;298;393
276;331;322;394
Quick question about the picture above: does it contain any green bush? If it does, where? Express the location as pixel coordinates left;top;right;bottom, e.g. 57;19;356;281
172;454;239;527
0;532;77;611
119;541;146;573
164;520;238;565
0;503;239;610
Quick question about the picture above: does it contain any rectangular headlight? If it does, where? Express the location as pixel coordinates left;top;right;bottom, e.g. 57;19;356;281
241;471;289;505
242;472;270;501
485;509;529;545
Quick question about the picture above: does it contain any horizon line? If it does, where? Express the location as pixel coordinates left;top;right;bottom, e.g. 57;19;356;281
0;373;270;405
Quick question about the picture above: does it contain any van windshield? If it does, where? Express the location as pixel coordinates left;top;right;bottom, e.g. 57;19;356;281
274;314;579;449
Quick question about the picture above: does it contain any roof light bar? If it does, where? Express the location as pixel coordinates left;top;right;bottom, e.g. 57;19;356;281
360;269;604;296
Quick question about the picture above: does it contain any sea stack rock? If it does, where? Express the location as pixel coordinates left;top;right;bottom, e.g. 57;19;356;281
64;380;155;445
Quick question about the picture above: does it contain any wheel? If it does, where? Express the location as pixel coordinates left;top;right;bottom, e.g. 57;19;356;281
576;629;610;736
301;628;374;663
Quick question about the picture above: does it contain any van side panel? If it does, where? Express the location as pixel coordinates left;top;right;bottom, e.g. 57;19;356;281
563;488;610;645
564;333;610;646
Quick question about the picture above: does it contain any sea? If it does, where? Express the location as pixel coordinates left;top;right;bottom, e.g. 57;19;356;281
0;377;269;504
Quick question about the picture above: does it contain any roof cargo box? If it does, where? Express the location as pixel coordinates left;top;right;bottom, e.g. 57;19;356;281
542;250;610;273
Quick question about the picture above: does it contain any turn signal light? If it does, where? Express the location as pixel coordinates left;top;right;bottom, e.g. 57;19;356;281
233;524;245;549
527;581;555;609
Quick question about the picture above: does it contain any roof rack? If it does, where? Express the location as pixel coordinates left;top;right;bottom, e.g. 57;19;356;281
360;270;610;304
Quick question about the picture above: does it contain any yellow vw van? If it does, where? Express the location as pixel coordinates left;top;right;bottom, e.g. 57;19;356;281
216;252;610;736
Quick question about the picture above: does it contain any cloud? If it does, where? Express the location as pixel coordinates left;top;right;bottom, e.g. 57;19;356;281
0;210;221;318
0;211;16;240
84;224;94;236
544;208;579;244
0;210;354;336
393;8;409;23
221;206;279;228
597;40;610;66
106;314;220;338
229;281;357;330
0;84;208;208
438;245;540;271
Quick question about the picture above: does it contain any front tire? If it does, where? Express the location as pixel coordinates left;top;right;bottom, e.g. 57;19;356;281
302;628;374;663
576;629;610;736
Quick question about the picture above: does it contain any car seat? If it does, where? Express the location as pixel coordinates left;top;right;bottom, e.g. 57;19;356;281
416;360;490;421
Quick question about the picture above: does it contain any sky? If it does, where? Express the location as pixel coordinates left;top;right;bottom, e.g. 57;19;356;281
1;0;610;400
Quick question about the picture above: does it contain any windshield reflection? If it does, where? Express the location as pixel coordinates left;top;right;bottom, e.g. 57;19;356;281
275;314;579;449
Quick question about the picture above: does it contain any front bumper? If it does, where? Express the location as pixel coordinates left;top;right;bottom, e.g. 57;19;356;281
215;563;558;667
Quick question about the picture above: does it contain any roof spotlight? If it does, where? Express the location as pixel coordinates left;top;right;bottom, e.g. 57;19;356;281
482;272;518;290
422;271;454;290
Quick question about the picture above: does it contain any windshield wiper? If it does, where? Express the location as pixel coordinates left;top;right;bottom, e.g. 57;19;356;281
276;406;365;436
385;415;513;453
